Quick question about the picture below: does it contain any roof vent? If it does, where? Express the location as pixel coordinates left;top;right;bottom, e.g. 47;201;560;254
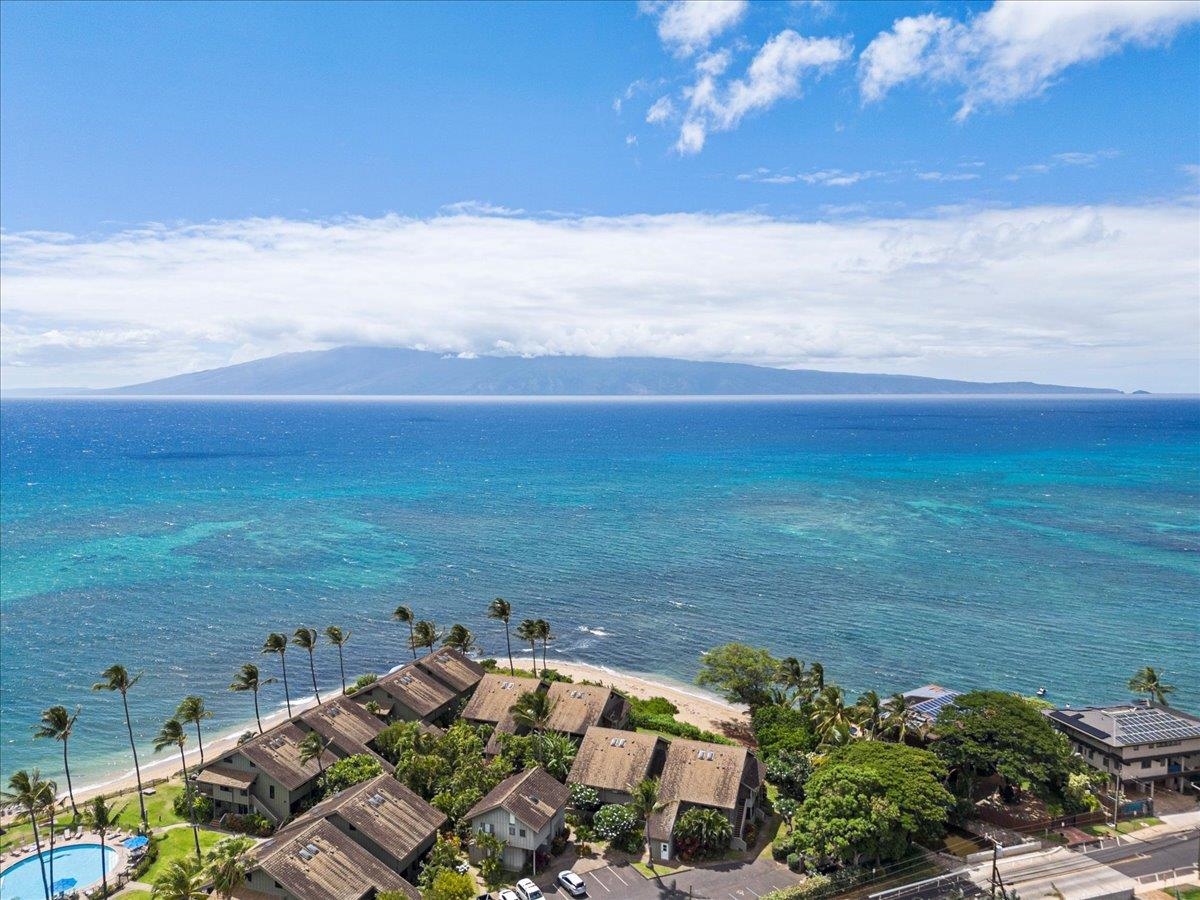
305;843;319;855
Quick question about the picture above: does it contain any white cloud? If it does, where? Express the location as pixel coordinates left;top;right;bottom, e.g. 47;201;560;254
640;0;748;57
739;167;883;186
440;200;525;216
916;171;981;182
646;95;676;124
859;1;1200;118
625;134;639;147
1053;149;1120;166
2;204;1197;391
673;30;851;154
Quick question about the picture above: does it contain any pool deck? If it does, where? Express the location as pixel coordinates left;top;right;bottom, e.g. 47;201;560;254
1;830;131;897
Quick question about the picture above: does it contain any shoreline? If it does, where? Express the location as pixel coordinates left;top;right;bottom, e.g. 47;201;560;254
50;658;745;808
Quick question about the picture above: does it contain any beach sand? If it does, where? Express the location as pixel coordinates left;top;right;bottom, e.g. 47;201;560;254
55;660;747;811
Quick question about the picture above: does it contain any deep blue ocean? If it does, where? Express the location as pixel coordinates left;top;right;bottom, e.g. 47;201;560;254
1;397;1197;787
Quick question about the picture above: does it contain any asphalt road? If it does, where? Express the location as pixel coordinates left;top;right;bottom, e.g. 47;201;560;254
1096;829;1199;879
538;856;802;900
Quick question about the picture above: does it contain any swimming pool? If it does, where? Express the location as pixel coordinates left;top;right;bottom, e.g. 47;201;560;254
0;843;118;900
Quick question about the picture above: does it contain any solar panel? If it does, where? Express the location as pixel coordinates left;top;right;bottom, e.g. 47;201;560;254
911;691;961;719
1110;707;1200;745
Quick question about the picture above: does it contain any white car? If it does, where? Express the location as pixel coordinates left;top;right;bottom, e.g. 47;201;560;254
557;870;587;897
497;892;520;900
514;879;545;900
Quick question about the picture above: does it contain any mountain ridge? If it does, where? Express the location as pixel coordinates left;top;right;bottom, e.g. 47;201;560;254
74;347;1122;396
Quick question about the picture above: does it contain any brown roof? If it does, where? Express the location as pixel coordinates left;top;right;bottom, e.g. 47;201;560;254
296;774;446;867
362;663;458;718
652;738;760;825
194;765;258;790
414;646;485;693
299;696;392;767
461;674;542;726
232;722;339;792
567;728;665;794
466;767;570;833
254;818;418;899
545;682;626;736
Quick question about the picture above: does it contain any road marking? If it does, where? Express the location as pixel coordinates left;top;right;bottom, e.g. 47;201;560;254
607;866;628;886
589;869;611;893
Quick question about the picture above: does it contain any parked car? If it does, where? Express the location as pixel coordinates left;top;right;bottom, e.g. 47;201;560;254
515;879;545;900
477;894;493;900
497;891;521;900
557;870;587;897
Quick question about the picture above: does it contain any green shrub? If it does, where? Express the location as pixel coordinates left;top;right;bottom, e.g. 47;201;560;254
786;852;800;872
172;791;213;822
631;712;734;744
752;705;817;759
223;812;273;837
570;783;601;813
319;753;383;796
352;673;378;690
629;696;679;718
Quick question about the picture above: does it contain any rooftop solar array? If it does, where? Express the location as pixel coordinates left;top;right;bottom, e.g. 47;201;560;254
1111;707;1200;746
912;691;961;719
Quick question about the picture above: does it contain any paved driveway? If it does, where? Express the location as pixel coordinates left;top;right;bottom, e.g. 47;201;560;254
539;855;802;899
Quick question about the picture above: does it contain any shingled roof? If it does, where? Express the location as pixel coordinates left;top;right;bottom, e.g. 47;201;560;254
466;767;570;833
545;682;628;736
646;739;762;842
461;674;541;726
233;722;339;792
362;662;458;718
567;727;665;794
254;818;418;899
293;773;445;866
414;646;485;693
299;695;392;767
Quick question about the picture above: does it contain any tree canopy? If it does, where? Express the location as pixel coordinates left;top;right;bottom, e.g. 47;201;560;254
696;643;781;708
933;690;1072;797
319;753;383;796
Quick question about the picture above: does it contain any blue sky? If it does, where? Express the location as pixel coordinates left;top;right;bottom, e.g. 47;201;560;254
2;1;1198;390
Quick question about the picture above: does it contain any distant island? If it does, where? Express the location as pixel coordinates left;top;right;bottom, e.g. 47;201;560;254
28;347;1121;396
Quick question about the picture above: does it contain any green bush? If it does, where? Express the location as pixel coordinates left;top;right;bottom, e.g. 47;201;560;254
319;753;383;796
570;783;601;813
629;695;679;718
752;705;817;759
223;812;273;837
631;712;734;744
172;790;213;823
352;673;378;690
786;852;800;872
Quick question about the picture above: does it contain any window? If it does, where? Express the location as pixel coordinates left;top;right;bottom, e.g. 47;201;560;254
519;828;526;838
269;785;276;799
1141;760;1152;769
509;826;516;836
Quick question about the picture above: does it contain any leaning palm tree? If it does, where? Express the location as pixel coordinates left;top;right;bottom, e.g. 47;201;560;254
154;718;202;861
325;626;351;694
627;777;665;867
261;632;293;717
292;627;322;705
410;620;440;656
812;685;852;745
509;689;556;763
487;597;515;675
2;770;55;900
808;661;826;694
534;619;553;672
83;794;124;898
393;605;417;660
854;690;884;740
206;835;256;899
175;696;212;766
230;663;275;734
33;705;81;818
1128;666;1175;705
93;664;148;829
151;857;209;900
881;692;924;744
298;731;332;781
442;623;476;654
516;618;540;677
778;657;809;706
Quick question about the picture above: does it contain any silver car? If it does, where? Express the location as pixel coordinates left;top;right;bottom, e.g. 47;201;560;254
556;870;587;897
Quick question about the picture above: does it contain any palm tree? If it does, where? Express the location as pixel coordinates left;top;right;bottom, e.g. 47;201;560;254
443;623;476;654
393;605;417;660
509;690;556;763
516;618;540;677
93;664;149;830
854;690;884;740
538;731;578;781
881;692;925;744
261;633;292;717
812;685;852;745
627;777;665;866
410;620;440;656
83;794;124;898
778;657;809;706
534;619;553;672
151;857;208;900
2;770;55;900
298;731;332;780
292;627;322;705
325;626;351;694
230;663;275;734
154;718;202;861
175;696;212;766
808;661;825;694
487;597;515;675
206;836;256;899
33;705;81;819
1128;666;1175;705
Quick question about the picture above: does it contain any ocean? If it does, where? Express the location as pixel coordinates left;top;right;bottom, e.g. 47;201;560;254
1;397;1197;787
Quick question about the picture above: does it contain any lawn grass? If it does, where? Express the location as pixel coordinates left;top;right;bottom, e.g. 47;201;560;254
116;782;186;831
140;827;223;883
1172;885;1200;900
632;860;691;879
1081;815;1163;837
116;892;154;900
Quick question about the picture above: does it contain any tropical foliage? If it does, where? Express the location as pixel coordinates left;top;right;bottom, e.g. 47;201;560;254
1128;666;1175;705
674;806;733;861
319;753;384;796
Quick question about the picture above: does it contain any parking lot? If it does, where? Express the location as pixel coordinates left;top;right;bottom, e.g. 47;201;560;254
536;856;803;899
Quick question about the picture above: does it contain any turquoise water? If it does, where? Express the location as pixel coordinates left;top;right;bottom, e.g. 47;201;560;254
1;397;1197;787
0;843;118;900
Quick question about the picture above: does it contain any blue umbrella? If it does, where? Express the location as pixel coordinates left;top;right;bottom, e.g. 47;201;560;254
122;835;149;849
52;877;78;894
